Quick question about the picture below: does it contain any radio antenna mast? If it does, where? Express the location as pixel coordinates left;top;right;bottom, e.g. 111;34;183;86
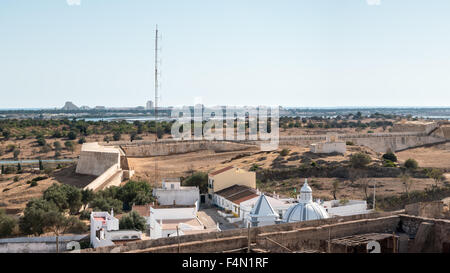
154;25;161;185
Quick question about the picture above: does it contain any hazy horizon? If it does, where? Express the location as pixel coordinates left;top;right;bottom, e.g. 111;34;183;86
2;0;450;108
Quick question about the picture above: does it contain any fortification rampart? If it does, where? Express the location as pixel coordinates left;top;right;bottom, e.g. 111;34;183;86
106;140;256;157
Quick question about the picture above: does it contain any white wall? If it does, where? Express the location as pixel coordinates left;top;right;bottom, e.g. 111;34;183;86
153;187;199;206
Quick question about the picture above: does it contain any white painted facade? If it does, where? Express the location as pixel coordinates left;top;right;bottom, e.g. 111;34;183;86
310;134;346;154
90;210;142;248
153;180;199;206
241;195;293;227
322;200;371;217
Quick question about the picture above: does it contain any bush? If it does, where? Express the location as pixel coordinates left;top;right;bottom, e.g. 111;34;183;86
404;158;419;170
280;149;290;156
67;131;77;140
382;152;397;162
30;181;38;187
119;211;146;232
0;209;17;238
350;153;371;168
346;141;355;146
383;160;396;168
78;137;86;144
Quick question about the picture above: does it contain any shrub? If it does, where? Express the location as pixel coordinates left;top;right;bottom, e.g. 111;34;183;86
119;211;146;232
383;160;396;168
382;152;397;162
280;149;290;156
67;131;77;140
350;153;371;168
346;141;355;146
0;209;17;238
30;181;38;187
404;158;419;170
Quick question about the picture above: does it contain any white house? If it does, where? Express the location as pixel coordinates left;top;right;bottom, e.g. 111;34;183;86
153;178;199;206
90;210;142;248
241;194;293;227
322;200;371;217
133;202;219;239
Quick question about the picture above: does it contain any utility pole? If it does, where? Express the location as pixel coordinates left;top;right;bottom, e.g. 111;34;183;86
373;181;376;211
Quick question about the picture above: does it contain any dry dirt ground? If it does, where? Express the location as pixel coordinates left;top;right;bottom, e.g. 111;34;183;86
126;143;435;202
397;142;450;169
0;165;96;215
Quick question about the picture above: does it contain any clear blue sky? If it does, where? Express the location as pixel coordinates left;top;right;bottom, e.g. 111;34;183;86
1;0;450;108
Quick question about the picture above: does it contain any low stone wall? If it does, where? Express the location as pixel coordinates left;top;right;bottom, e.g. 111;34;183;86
118;140;256;157
256;215;400;252
399;215;450;253
81;211;400;253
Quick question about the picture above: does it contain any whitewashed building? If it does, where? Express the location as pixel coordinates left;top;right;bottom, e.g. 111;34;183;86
153;178;199;206
322;200;371;217
241;194;293;227
90;210;142;248
310;135;346;154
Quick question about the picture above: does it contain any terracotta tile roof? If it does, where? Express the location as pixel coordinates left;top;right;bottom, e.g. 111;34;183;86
215;185;257;204
209;166;234;176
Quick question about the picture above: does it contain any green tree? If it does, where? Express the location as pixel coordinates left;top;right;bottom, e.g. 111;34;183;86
43;211;86;252
81;189;95;210
19;198;59;236
43;184;82;214
116;181;154;210
119;211;146;232
350;153;371;168
183;172;208;194
39;159;44;171
0;209;17;238
13;149;20;160
331;180;340;200
89;197;123;213
113;132;121;141
426;168;445;187
64;141;75;153
67;131;77;140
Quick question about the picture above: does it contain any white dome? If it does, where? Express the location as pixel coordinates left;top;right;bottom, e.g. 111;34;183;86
283;202;329;222
283;179;329;222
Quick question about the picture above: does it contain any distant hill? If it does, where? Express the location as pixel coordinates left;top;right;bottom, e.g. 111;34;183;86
61;101;79;111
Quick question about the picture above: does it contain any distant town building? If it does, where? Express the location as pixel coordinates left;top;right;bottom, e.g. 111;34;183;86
90;210;141;248
152;178;200;206
94;106;106;110
146;100;154;110
61;101;79;111
310;134;346;154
